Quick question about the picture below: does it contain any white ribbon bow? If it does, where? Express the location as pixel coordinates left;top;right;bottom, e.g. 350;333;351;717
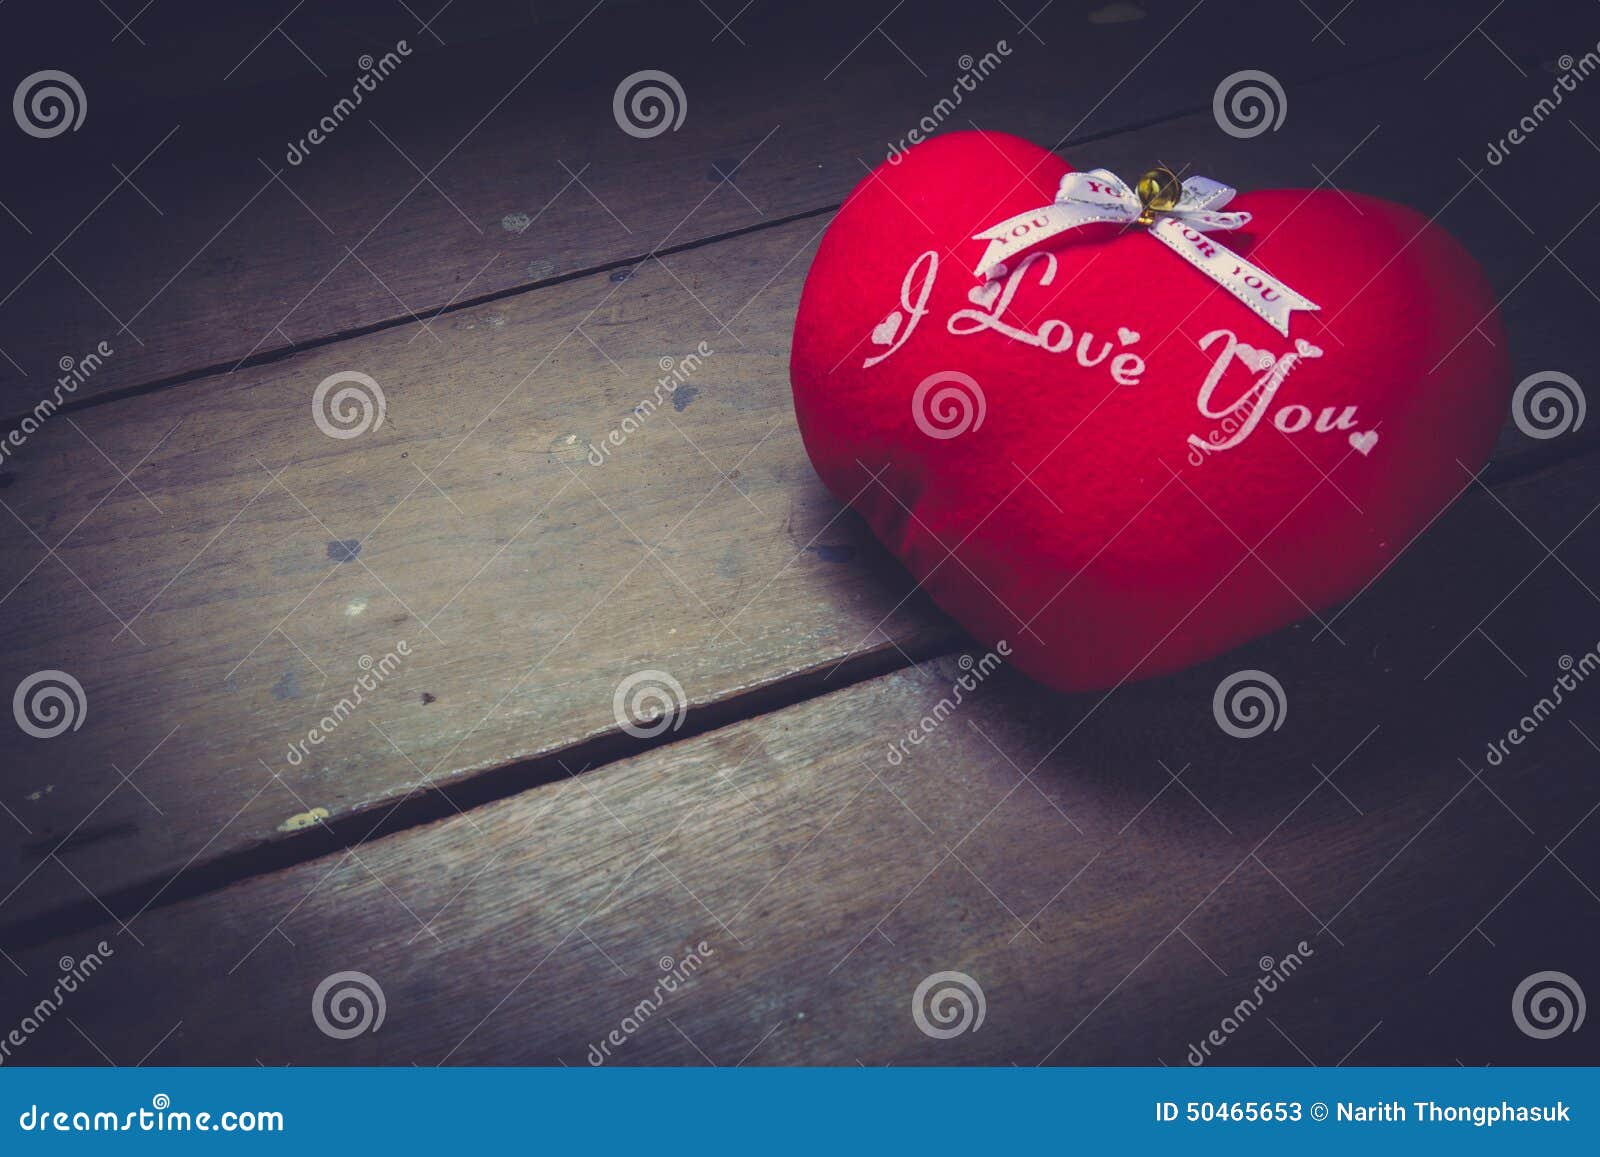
972;169;1319;337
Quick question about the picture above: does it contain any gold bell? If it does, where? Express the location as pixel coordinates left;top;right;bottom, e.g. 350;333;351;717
1135;166;1182;225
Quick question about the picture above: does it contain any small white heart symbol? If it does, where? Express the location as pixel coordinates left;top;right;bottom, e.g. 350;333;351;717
1349;430;1378;456
968;280;1001;308
1117;327;1140;345
1236;343;1276;372
1295;338;1323;359
871;311;902;346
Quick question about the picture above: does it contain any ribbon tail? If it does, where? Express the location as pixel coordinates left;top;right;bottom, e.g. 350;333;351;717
1148;216;1318;337
971;202;1130;281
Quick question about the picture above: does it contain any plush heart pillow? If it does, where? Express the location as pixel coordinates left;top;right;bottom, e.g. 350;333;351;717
791;130;1510;693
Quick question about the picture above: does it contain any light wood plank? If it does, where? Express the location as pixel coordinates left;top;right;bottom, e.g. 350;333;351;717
0;209;950;931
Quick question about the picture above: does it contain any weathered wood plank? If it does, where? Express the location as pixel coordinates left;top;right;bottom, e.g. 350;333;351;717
0;0;1553;411
0;208;951;932
3;48;1599;932
4;449;1595;1065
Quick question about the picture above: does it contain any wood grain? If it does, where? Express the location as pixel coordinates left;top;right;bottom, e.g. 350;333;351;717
3;56;1599;933
0;0;1559;412
4;449;1596;1065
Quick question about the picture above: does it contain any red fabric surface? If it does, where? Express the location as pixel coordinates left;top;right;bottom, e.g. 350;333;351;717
790;130;1511;692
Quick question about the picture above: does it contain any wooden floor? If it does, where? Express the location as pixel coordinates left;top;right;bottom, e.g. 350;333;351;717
1;0;1597;1066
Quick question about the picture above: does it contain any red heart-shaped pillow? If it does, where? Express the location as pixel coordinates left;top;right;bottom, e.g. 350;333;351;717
791;131;1510;693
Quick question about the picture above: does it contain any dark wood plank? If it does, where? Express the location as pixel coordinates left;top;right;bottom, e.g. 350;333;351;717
4;44;1600;933
4;447;1595;1065
0;0;1552;412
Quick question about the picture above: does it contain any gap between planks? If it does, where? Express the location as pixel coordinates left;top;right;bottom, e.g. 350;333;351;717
0;627;955;951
